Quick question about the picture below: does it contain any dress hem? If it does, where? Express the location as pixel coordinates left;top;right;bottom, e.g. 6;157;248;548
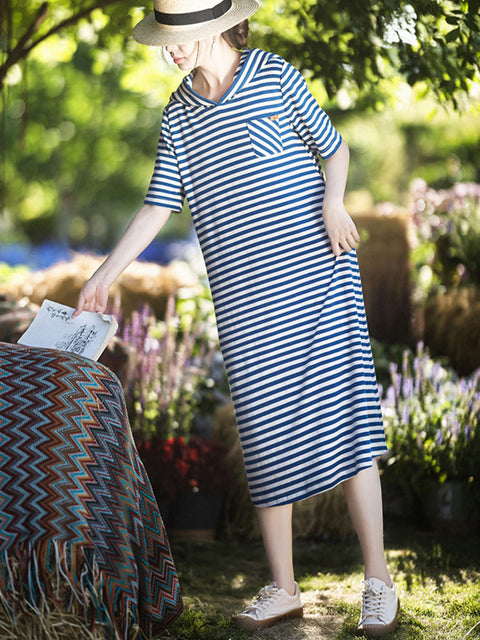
249;447;389;508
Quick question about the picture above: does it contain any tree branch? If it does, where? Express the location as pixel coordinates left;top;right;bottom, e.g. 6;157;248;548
0;2;48;85
0;0;131;89
24;0;131;55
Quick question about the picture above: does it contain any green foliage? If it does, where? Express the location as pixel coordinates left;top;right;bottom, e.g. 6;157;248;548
0;262;30;284
0;0;141;88
1;36;188;246
337;102;480;205
370;337;409;390
2;1;479;246
410;180;480;295
2;1;479;104
255;0;480;108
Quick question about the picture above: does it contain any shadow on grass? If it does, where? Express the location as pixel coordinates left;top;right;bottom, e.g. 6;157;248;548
384;521;480;591
158;522;480;640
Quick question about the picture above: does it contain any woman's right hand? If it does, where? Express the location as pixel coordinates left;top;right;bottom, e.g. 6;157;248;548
72;278;111;318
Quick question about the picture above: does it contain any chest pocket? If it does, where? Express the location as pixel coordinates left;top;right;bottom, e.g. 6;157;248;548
246;115;284;158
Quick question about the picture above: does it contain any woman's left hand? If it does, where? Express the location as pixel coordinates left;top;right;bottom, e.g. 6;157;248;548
322;199;360;257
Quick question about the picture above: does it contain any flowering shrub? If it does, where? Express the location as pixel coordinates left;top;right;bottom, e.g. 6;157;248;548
136;435;233;501
118;288;224;441
410;179;480;294
379;342;480;511
114;289;234;503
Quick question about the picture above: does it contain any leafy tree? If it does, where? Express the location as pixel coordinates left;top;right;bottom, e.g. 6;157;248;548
0;0;136;89
255;0;480;108
0;11;188;248
2;0;479;105
0;0;478;249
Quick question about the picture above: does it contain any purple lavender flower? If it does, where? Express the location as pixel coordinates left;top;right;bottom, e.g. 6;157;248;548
401;404;410;425
413;357;421;393
122;322;131;344
458;379;468;395
392;373;402;396
465;424;471;440
436;429;443;446
386;386;396;406
402;377;414;399
432;362;441;383
452;418;461;437
140;303;151;324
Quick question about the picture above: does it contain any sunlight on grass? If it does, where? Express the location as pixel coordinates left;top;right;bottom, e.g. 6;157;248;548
230;574;248;590
160;529;480;640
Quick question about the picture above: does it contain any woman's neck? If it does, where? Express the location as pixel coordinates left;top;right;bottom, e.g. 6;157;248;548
191;40;242;102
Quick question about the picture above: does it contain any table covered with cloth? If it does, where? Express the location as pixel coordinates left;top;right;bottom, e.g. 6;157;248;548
0;341;183;639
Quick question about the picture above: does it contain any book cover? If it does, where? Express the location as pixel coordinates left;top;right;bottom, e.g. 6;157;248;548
17;299;118;361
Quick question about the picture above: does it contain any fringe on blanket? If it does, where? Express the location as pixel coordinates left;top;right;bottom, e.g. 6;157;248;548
0;540;146;640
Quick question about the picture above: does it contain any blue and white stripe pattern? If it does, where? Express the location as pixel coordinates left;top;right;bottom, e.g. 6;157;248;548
144;48;388;507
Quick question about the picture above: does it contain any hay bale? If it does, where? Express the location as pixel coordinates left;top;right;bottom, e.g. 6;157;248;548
424;286;480;376
0;604;108;640
292;487;354;541
0;253;202;320
213;404;354;541
352;206;414;345
0;295;36;343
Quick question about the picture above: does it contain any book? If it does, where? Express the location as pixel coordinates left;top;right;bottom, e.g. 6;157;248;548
17;299;118;361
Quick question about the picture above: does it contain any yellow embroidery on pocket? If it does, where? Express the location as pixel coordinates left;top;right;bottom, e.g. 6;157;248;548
269;114;279;121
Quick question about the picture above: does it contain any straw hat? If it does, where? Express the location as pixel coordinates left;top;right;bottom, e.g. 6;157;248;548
132;0;260;46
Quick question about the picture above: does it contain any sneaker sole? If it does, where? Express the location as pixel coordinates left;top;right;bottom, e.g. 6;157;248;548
232;606;304;631
356;598;400;637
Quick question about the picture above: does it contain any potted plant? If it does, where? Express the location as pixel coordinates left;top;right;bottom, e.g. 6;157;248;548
117;290;234;538
136;434;233;539
379;341;480;528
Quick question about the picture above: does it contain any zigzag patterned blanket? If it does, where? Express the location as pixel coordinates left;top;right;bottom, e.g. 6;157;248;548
0;341;183;639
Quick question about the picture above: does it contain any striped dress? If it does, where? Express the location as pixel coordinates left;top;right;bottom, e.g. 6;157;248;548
144;47;388;508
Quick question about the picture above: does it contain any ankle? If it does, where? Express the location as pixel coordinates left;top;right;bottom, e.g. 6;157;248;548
365;573;393;589
275;579;296;596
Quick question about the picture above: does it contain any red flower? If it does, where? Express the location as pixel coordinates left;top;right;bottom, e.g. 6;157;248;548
134;434;232;501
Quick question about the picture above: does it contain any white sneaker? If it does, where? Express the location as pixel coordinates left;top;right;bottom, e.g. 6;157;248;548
356;576;400;637
232;581;303;631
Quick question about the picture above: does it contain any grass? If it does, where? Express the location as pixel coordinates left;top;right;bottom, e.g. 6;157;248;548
158;523;480;640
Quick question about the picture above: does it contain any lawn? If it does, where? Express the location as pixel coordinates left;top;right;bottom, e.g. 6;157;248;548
159;524;480;640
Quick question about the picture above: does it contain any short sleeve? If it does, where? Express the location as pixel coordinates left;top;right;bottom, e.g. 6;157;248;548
280;60;342;159
144;108;185;213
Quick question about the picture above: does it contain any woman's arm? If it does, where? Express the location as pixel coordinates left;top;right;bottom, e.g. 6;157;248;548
280;61;359;257
73;203;172;316
322;139;360;257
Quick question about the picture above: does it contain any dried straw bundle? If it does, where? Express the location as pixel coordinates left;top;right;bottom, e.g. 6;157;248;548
0;253;202;320
424;286;480;375
353;208;414;345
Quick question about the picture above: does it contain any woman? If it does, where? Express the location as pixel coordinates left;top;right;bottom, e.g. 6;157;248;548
74;0;400;636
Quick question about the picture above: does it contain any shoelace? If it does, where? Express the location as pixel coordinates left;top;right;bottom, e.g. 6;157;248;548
359;579;388;624
242;583;280;614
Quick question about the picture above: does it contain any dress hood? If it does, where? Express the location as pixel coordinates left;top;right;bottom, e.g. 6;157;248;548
169;47;271;108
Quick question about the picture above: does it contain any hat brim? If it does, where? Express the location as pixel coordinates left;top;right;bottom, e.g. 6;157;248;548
132;0;260;46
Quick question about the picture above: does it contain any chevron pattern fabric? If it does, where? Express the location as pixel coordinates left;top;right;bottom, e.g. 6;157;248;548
0;341;183;639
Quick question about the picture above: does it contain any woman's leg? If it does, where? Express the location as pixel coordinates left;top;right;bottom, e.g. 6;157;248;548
232;502;302;630
341;459;392;586
255;503;296;595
